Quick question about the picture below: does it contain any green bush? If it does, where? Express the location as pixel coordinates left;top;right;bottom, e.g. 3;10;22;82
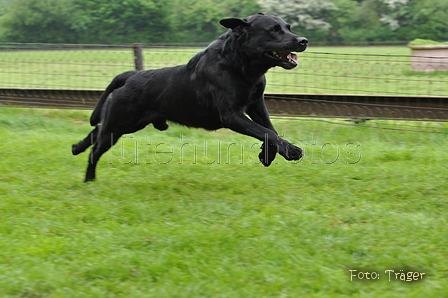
408;39;448;46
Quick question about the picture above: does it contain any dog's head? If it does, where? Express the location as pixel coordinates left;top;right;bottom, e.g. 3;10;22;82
220;13;308;70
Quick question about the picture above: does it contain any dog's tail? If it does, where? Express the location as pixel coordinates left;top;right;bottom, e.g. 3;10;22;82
89;71;137;126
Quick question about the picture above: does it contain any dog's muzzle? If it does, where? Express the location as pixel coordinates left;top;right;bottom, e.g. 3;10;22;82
265;36;308;69
296;37;308;52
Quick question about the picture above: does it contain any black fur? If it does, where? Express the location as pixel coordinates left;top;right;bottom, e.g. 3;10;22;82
72;13;308;182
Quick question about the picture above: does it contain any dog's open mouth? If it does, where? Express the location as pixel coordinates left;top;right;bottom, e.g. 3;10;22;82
266;50;298;64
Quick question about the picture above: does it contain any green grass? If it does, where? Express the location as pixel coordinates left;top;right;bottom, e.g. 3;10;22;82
1;46;448;96
1;107;447;297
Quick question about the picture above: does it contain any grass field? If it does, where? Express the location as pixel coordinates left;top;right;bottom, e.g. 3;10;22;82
0;107;447;297
1;46;448;96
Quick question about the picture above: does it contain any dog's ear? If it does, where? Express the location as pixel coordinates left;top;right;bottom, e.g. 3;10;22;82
219;18;250;30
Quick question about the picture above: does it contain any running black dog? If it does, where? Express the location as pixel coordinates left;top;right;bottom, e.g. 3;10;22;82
72;13;308;181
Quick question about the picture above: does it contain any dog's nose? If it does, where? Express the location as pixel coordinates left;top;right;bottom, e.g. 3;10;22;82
297;37;308;46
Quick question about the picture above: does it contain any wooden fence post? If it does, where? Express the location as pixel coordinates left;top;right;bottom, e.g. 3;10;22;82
133;43;144;71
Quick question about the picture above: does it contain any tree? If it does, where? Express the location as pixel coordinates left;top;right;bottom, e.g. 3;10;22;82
1;0;445;44
167;0;226;42
166;0;260;43
0;0;170;43
380;0;409;30
222;0;261;19
329;0;448;44
1;0;79;43
73;0;169;43
258;0;337;39
327;0;389;43
0;0;13;16
396;0;448;41
0;0;13;40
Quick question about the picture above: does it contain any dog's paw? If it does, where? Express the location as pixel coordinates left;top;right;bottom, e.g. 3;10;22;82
259;143;277;166
284;144;303;161
72;144;81;155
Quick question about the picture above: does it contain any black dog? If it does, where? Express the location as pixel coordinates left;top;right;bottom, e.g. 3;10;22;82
72;13;308;182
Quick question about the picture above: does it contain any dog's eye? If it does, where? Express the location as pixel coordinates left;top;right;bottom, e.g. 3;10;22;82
286;24;291;31
271;26;281;33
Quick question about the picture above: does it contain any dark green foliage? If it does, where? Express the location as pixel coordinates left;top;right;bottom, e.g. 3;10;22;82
1;0;79;43
0;0;446;44
0;0;170;43
0;0;261;43
73;0;169;44
329;0;448;44
167;0;228;42
167;0;261;42
396;0;448;41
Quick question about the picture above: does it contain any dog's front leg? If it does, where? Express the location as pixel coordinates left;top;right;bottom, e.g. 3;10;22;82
246;100;280;165
246;100;277;133
222;113;303;166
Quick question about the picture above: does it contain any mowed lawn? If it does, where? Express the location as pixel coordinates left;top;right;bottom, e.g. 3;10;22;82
0;107;447;297
1;46;448;96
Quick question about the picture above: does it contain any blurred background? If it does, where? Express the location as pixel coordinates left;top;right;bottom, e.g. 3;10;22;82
0;0;447;45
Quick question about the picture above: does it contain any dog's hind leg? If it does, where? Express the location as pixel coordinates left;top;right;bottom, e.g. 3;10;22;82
135;110;169;131
85;129;122;182
90;71;136;126
84;112;169;181
72;126;99;155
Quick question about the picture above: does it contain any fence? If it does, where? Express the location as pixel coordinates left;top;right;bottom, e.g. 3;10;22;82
1;42;448;121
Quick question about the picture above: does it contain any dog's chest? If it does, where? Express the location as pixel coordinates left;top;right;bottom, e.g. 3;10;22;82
243;80;266;104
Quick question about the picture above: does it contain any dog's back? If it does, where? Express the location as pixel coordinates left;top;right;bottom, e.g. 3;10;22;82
90;71;137;126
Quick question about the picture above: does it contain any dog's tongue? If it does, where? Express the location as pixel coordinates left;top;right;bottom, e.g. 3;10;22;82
288;53;298;63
